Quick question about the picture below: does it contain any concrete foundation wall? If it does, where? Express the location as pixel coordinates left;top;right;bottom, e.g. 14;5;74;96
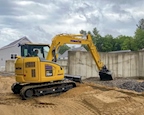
68;51;99;79
100;52;139;78
68;51;144;79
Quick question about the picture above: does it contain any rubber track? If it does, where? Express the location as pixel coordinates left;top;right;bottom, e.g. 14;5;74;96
20;80;76;100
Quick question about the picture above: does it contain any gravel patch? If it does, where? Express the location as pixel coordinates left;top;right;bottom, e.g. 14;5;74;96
119;81;144;92
83;77;144;92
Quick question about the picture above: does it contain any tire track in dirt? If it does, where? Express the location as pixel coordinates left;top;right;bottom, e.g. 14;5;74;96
0;93;56;109
32;96;98;115
31;98;56;109
0;93;20;106
56;98;97;115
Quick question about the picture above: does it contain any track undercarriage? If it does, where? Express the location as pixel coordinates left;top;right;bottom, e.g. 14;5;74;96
11;79;77;100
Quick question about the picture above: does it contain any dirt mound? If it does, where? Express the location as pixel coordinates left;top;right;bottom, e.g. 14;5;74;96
59;83;95;98
0;76;144;115
0;77;15;93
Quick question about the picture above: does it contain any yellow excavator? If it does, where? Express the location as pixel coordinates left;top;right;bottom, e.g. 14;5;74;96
11;33;113;99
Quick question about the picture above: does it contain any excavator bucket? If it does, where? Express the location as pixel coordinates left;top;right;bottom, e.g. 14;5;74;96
99;65;113;81
99;71;113;81
65;75;82;83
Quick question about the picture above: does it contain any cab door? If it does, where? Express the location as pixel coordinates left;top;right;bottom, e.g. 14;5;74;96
23;57;39;82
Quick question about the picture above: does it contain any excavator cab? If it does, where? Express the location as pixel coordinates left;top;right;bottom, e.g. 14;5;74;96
20;43;50;58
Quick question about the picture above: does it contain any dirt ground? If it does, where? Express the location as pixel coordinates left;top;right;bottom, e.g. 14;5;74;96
1;76;144;115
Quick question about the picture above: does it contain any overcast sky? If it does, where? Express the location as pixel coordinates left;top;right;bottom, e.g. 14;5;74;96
0;0;144;47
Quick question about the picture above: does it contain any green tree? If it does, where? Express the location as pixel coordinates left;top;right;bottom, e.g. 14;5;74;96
134;18;144;50
101;34;114;52
121;36;137;51
134;28;144;49
92;27;103;51
79;26;140;52
113;35;137;51
113;38;121;51
80;29;88;50
80;30;87;36
59;44;70;54
80;28;103;51
136;18;144;30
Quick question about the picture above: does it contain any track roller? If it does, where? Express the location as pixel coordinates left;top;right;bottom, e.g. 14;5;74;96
20;87;34;100
19;80;76;100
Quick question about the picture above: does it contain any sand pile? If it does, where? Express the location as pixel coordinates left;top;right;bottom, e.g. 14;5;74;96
0;76;15;93
59;84;94;98
0;76;144;115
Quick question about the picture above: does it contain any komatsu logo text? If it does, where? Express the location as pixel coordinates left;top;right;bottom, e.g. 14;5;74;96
70;40;81;43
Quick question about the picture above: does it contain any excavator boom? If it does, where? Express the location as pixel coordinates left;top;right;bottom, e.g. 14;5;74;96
47;33;113;80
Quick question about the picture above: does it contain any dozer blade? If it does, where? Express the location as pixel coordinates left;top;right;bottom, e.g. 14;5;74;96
64;74;82;83
99;71;113;81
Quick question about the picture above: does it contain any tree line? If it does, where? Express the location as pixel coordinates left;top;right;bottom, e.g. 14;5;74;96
59;18;144;54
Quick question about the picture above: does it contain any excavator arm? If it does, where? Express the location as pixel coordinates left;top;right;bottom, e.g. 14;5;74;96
47;33;113;81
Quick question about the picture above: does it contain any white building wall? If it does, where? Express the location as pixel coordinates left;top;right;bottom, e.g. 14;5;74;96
0;38;31;71
0;45;21;70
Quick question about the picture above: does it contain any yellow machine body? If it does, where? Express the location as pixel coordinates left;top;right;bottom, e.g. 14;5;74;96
15;57;64;83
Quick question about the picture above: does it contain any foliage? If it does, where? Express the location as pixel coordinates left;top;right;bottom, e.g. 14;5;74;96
134;28;144;50
80;29;89;50
79;18;144;52
136;18;144;30
101;34;114;52
59;44;70;54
